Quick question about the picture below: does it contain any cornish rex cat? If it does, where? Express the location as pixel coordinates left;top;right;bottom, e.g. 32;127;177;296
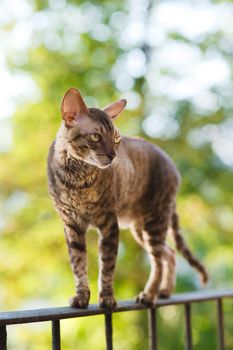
47;88;208;309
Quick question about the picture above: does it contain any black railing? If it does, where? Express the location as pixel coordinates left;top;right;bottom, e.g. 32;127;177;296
0;289;232;350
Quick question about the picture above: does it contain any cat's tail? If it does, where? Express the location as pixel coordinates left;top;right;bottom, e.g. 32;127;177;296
170;211;209;284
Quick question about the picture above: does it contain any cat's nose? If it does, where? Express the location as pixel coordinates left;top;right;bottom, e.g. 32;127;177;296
107;152;116;161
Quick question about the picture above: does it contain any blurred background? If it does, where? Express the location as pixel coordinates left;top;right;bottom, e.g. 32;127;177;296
0;0;233;349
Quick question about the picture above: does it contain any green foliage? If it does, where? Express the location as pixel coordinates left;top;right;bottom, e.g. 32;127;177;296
0;0;233;349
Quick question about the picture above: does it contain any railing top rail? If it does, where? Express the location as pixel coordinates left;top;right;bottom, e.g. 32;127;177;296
0;289;232;326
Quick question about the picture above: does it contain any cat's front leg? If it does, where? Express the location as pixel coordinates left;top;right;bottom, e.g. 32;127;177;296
97;214;119;310
64;223;90;308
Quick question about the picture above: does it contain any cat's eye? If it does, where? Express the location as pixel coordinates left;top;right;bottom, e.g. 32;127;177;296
114;135;121;144
90;133;101;142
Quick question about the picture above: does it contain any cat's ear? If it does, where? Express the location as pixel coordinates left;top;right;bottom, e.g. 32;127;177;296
61;88;89;127
103;99;127;119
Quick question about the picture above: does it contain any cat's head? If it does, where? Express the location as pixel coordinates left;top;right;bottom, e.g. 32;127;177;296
60;88;127;169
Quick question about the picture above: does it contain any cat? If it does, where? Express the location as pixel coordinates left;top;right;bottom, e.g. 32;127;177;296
47;88;208;309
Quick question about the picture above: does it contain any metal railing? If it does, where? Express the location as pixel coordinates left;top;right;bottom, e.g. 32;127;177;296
0;289;232;350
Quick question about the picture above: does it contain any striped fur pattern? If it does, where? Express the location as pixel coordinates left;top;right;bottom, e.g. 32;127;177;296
47;88;208;309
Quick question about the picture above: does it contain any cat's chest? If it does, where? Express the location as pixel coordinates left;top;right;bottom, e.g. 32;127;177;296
59;186;105;215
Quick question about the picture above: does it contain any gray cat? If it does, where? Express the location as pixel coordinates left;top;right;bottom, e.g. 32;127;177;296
47;88;208;309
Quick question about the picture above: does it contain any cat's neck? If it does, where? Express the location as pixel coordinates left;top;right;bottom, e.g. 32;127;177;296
62;152;100;188
54;130;100;188
65;154;100;186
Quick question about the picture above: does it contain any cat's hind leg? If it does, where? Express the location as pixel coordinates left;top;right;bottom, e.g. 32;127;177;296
134;209;171;306
132;225;176;300
159;244;176;298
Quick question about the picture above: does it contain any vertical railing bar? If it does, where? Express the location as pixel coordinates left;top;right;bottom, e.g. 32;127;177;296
217;298;225;350
184;303;192;350
0;326;7;350
148;308;157;350
105;312;113;350
52;320;61;350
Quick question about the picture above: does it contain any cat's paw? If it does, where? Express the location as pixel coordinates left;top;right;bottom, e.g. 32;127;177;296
99;295;117;310
69;290;90;309
159;289;171;299
135;291;157;306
